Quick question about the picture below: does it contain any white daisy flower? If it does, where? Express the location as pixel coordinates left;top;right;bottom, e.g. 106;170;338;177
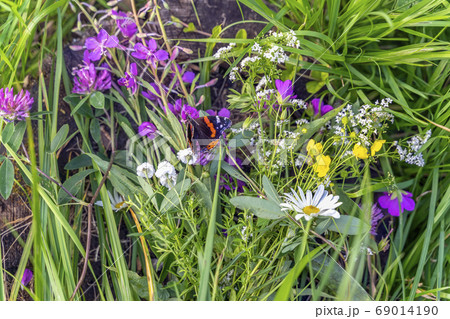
136;162;155;178
177;148;198;165
155;160;177;189
280;185;342;221
95;190;127;211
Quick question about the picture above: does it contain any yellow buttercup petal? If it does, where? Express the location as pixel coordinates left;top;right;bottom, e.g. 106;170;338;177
353;144;369;159
314;154;331;177
371;139;386;156
307;140;323;156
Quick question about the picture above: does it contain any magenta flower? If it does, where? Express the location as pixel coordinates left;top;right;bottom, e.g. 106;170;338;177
138;122;157;139
182;71;196;83
132;39;169;66
0;88;33;121
275;79;296;100
21;268;33;287
181;104;199;121
370;204;384;236
142;83;164;101
112;10;137;38
72;63;111;94
206;107;230;118
378;191;415;217
85;29;119;61
118;63;138;94
311;98;333;116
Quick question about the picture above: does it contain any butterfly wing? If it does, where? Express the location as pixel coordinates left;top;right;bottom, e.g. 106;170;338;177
188;116;232;153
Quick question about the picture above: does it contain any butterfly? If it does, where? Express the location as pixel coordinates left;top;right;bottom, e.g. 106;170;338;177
187;116;232;155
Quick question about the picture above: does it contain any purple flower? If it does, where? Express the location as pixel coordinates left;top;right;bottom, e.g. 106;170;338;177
311;98;333;116
170;64;196;86
142;83;165;101
132;39;169;66
167;99;183;116
370;204;384;236
181;104;199;121
275;79;296;100
0;88;33;121
206;107;231;118
72;63;111;94
118;63;138;94
85;29;119;61
182;71;196;83
112;10;137;38
138;122;157;140
378;191;415;217
21;268;33;286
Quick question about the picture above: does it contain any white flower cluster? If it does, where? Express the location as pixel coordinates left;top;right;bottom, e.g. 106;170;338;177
333;98;394;146
262;45;288;64
291;99;307;109
137;161;178;189
240;56;261;70
229;66;239;81
255;75;272;92
213;43;236;59
269;30;300;48
177;148;198;165
252;43;262;54
396;130;431;167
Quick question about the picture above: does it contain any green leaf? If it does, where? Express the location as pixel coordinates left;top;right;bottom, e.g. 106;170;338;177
159;179;191;213
183;22;197;33
49;124;69;153
326;215;370;235
126;271;150;300
6;121;26;152
262;175;281;204
0;158;14;200
58;169;96;204
1;122;15;144
230;196;285;219
306;80;325;94
89;91;105;109
64;154;92;170
222;162;246;182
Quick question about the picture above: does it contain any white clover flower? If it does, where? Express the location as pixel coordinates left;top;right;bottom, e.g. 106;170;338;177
280;185;342;221
95;190;127;212
137;162;155;178
177;148;198;165
155;160;177;188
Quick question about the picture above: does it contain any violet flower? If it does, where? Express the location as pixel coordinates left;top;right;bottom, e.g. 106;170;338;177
181;104;199;121
206;107;231;118
370;204;384;236
170;64;196;86
275;79;296;100
21;268;33;287
118;62;138;94
85;29;119;61
142;83;163;101
138;122;158;140
167;99;183;117
0;88;33;121
72;63;111;94
378;191;415;217
112;10;137;38
311;98;333;116
132;39;169;66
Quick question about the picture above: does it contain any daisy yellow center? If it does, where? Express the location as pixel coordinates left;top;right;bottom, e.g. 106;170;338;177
115;201;125;209
304;205;320;215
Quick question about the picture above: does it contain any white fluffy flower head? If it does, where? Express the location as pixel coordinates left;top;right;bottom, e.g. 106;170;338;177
280;185;342;221
155;160;177;188
177;148;198;165
136;162;155;178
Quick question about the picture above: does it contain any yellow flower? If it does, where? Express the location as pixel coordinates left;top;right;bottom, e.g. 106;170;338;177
313;154;331;177
371;139;386;156
307;139;323;156
349;132;356;138
353;144;369;159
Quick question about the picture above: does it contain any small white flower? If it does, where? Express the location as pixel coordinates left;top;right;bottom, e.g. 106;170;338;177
95;190;127;211
177;148;198;165
280;185;342;221
137;162;155;178
155;160;177;188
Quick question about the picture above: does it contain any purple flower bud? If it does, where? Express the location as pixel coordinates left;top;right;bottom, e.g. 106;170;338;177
138;122;157;139
311;98;333;116
0;88;33;121
111;10;137;38
21;268;33;286
85;29;119;61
